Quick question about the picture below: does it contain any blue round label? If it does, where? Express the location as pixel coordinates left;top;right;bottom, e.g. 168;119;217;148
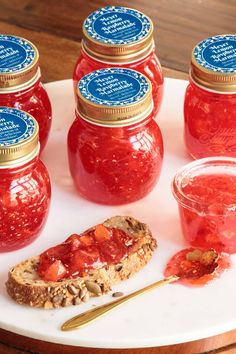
84;6;151;45
78;68;149;106
194;35;236;73
0;107;36;146
0;35;36;73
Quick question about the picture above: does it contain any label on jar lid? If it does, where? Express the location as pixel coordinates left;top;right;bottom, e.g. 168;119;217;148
0;107;35;146
78;68;149;106
0;35;36;73
194;35;236;73
84;6;151;45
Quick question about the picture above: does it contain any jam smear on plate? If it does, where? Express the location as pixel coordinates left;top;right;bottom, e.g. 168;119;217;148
164;248;231;286
37;225;136;281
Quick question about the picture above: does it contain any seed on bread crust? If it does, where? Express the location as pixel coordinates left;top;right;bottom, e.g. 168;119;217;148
82;292;90;302
85;281;102;295
52;295;64;306
67;284;78;295
115;264;123;271
73;297;81;306
79;287;88;299
74;281;83;289
62;298;72;307
44;300;53;309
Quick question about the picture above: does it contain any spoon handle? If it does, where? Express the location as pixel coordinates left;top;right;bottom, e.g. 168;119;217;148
61;275;179;331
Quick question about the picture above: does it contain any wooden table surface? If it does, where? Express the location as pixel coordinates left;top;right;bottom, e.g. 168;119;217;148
0;0;236;353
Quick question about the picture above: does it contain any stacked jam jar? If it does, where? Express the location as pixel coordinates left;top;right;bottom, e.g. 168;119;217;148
73;6;164;116
69;6;165;205
0;35;52;152
0;35;52;252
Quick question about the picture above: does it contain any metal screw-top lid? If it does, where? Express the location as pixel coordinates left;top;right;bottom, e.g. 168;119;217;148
0;35;39;91
0;107;39;167
76;68;153;126
191;34;236;92
82;6;154;64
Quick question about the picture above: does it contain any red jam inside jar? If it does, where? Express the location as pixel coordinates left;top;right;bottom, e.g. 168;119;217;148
68;68;163;205
0;107;51;252
38;224;136;281
172;157;236;254
184;35;236;159
73;6;163;117
164;248;231;287
0;35;52;152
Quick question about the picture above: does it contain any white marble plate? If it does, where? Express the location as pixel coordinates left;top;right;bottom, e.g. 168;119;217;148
0;78;235;348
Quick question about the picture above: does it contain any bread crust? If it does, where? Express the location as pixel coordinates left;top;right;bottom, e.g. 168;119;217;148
6;216;157;309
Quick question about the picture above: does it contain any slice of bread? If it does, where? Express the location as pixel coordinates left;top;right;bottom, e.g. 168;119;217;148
6;216;157;309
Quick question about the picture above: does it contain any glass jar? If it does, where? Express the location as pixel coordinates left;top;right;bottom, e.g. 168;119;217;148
172;157;236;254
0;107;51;252
184;35;236;159
0;35;52;152
68;68;163;205
73;6;164;117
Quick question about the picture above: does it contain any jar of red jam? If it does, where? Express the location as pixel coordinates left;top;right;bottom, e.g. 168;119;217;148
172;157;236;254
0;107;51;252
73;6;164;117
184;35;236;159
68;68;163;205
0;35;52;152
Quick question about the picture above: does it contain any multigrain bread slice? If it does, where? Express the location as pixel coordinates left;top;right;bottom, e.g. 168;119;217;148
6;216;157;309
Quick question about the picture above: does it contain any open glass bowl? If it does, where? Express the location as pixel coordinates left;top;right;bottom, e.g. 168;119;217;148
172;157;236;254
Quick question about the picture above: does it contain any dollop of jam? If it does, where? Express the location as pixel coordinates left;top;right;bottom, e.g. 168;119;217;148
37;225;135;281
164;248;231;286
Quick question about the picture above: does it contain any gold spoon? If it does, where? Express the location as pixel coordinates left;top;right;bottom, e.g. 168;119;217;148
61;249;219;331
61;275;179;331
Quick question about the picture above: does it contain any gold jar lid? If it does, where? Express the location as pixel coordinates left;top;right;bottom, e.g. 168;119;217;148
76;68;153;126
0;35;39;90
191;34;236;92
0;107;39;167
82;6;154;64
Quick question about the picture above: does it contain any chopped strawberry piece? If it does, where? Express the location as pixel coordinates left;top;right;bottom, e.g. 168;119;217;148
80;234;94;246
94;224;111;242
66;234;81;251
41;243;69;261
41;260;67;282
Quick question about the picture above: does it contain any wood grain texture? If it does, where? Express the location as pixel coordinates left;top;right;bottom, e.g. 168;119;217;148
0;328;236;354
0;0;235;76
0;0;235;353
0;20;188;83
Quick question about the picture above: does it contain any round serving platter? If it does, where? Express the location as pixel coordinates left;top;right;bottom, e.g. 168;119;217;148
0;78;235;348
